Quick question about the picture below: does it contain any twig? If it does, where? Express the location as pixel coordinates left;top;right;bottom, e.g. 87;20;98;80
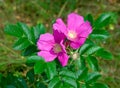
0;42;26;65
0;42;19;56
0;58;26;66
57;0;68;17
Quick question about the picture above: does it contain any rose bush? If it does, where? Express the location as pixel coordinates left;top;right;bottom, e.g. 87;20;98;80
1;12;113;88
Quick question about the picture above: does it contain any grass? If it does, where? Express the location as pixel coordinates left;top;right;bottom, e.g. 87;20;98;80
0;0;120;87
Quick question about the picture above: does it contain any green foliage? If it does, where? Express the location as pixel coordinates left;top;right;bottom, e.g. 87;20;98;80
0;73;28;88
95;49;113;60
48;77;60;88
90;29;109;40
94;13;112;28
79;40;94;55
86;56;100;71
26;69;34;83
17;22;35;43
45;61;57;80
32;24;46;40
76;67;88;81
85;14;94;26
62;76;77;88
4;24;23;37
85;46;101;55
27;55;46;74
85;72;101;84
27;55;44;63
13;37;31;50
59;69;76;79
22;45;37;56
34;60;46;74
75;56;86;70
93;83;109;88
4;22;46;53
0;73;2;83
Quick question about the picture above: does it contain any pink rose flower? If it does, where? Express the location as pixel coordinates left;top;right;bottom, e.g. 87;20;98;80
37;30;69;66
53;13;92;49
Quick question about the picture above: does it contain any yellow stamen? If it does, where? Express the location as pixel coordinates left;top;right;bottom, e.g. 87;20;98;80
53;44;62;53
68;31;77;39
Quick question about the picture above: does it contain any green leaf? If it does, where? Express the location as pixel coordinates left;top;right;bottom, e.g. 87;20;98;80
79;39;94;55
33;24;46;39
36;82;47;88
17;77;28;88
22;45;37;56
13;37;31;50
85;39;95;45
26;69;34;83
17;22;35;43
93;83;109;88
94;13;111;28
48;77;60;88
95;49;113;60
63;82;74;88
85;46;102;55
85;14;94;26
6;85;16;88
81;83;92;88
34;59;46;74
81;84;87;88
87;56;100;71
90;29;109;40
0;73;2;83
79;44;91;55
59;70;76;79
4;24;23;37
62;76;77;88
27;55;44;63
46;61;57;80
54;82;63;88
85;72;101;84
75;56;86;70
76;67;88;81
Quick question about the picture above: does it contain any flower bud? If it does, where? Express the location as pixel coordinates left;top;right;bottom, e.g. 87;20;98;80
72;52;79;60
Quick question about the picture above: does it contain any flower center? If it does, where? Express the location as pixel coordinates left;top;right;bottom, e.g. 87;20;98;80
53;44;62;53
68;31;77;39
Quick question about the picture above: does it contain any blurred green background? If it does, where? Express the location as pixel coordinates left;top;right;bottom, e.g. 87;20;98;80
0;0;120;87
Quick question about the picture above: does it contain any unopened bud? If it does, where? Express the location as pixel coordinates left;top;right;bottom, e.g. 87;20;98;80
72;52;79;60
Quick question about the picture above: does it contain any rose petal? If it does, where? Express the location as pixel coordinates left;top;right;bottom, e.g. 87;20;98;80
70;38;86;49
77;21;92;37
67;13;84;30
53;18;67;34
38;51;57;62
58;53;69;66
53;30;66;43
37;33;55;51
59;40;66;53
